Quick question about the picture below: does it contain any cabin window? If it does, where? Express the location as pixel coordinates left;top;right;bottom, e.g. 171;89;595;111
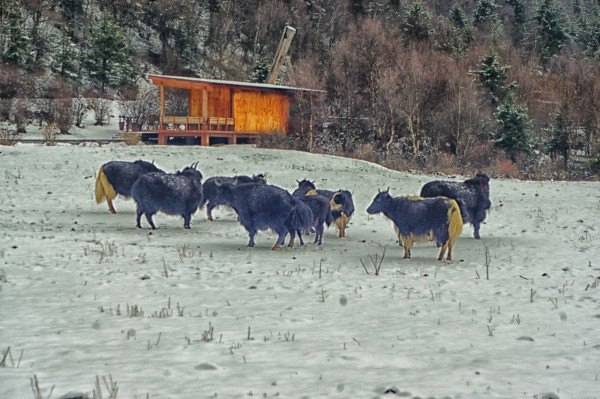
165;88;189;116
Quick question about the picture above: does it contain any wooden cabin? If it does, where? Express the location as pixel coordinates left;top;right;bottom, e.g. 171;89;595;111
147;75;323;146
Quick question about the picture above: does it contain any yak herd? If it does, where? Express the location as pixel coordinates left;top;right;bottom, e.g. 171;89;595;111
95;159;492;259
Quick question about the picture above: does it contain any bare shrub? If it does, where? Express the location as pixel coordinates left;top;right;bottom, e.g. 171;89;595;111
72;97;88;128
42;123;58;145
494;158;520;179
0;127;19;146
118;85;158;131
122;132;140;145
8;98;30;133
88;97;112;126
49;98;73;134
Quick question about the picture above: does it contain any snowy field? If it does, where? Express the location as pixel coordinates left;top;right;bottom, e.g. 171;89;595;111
1;144;599;399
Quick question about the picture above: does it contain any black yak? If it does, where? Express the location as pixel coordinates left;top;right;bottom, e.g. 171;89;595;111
298;194;334;245
367;189;463;261
420;172;491;239
131;163;203;229
215;183;313;250
201;174;266;221
293;180;355;238
95;160;164;213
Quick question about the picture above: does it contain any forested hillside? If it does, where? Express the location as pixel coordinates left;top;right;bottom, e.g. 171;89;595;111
1;0;599;179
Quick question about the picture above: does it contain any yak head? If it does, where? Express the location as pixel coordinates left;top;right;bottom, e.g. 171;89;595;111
177;162;203;182
135;159;163;174
332;191;347;206
253;173;268;183
465;172;490;193
296;179;316;190
366;188;391;215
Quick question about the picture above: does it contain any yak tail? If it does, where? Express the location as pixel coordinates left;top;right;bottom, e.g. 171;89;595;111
447;199;463;247
291;199;313;232
95;166;117;204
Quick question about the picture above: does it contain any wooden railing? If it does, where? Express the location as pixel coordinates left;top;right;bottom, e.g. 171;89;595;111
161;116;235;131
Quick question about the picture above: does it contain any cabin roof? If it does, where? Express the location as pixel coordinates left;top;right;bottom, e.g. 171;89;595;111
148;74;325;93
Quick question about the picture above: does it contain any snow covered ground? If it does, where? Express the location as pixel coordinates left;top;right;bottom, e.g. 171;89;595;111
0;144;599;399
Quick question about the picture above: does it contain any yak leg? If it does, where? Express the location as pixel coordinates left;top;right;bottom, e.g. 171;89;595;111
438;243;448;261
145;213;157;230
403;237;413;259
473;222;481;239
294;230;305;246
136;210;143;228
247;229;256;247
274;227;287;250
206;202;215;221
315;224;324;245
107;198;117;214
288;230;296;248
183;214;191;229
446;243;453;261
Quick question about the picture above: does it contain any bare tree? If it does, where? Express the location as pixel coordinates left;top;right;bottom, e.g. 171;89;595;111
87;97;112;126
118;85;159;131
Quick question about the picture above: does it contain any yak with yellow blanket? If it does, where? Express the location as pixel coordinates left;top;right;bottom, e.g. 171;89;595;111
367;189;462;261
95;160;164;213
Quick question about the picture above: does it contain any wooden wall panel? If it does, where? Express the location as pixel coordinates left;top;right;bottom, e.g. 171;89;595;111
233;91;289;133
189;90;201;117
188;87;231;118
208;86;231;117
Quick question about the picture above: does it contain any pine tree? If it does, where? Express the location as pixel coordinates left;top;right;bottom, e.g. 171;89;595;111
250;57;270;83
402;1;433;43
505;0;526;44
546;91;575;168
53;25;79;80
85;15;136;92
470;53;516;105
535;0;569;65
2;0;34;67
494;99;533;162
57;0;84;27
474;0;497;26
583;10;600;58
448;4;473;51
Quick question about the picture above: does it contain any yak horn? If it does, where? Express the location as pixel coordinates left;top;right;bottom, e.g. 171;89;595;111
386;186;390;192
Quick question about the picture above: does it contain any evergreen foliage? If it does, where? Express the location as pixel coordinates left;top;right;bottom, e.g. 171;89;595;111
449;3;473;49
505;0;526;43
402;2;434;42
53;25;79;80
494;99;533;161
471;53;515;105
250;57;270;83
546;93;575;167
474;0;498;26
535;0;569;64
1;0;34;67
85;14;135;92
